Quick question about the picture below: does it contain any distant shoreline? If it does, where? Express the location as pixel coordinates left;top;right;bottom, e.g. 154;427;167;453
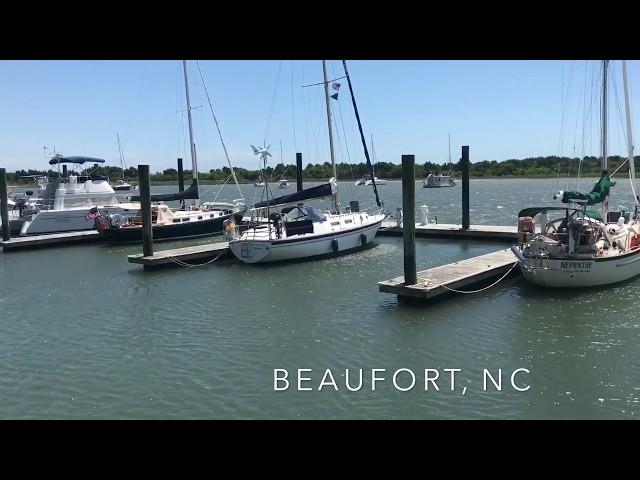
7;174;605;188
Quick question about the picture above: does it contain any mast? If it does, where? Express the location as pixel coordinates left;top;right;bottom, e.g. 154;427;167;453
371;134;376;178
182;60;200;206
448;133;452;175
342;60;382;208
602;60;609;219
322;60;339;212
622;60;638;203
116;132;126;180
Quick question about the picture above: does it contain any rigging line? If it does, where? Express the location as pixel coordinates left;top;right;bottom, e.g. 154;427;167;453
611;62;629;155
195;61;244;202
123;62;148;152
424;262;519;294
264;60;283;146
301;75;347;88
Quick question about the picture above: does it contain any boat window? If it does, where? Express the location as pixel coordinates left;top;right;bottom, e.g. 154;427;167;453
331;221;340;226
345;219;353;223
182;218;190;222
198;216;202;220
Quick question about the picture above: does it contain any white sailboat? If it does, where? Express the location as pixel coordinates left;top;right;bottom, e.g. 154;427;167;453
512;60;640;288
111;133;137;192
229;60;386;264
423;134;456;188
355;136;387;186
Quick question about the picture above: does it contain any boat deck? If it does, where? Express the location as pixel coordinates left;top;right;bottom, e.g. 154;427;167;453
378;248;519;300
127;242;232;269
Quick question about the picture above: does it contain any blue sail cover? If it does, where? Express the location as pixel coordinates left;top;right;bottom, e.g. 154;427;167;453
48;156;106;165
253;181;336;209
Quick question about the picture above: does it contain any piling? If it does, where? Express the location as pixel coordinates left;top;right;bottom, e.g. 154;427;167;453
462;145;470;230
177;158;185;194
401;155;417;285
1;168;10;241
62;164;68;177
138;164;153;258
296;153;303;193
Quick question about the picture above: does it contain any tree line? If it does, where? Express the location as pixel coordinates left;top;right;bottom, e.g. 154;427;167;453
6;155;638;184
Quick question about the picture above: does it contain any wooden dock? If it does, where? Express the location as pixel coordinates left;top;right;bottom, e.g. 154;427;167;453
378;221;517;241
0;230;102;251
127;242;232;269
378;248;519;300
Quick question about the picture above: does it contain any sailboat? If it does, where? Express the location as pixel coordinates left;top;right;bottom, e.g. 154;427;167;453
511;60;640;288
96;60;245;243
423;134;456;188
229;60;386;264
111;133;136;192
355;135;387;186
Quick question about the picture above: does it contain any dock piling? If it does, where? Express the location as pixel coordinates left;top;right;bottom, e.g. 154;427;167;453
462;145;470;230
177;158;185;194
401;155;417;285
296;153;303;193
138;164;153;258
1;168;11;241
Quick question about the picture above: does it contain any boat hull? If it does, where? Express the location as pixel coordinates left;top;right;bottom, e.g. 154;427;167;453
519;248;640;287
99;212;244;244
20;209;108;235
230;218;383;264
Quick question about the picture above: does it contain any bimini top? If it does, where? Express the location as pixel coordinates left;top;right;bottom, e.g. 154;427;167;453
48;156;106;165
518;206;602;222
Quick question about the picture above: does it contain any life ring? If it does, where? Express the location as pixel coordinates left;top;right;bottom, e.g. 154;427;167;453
110;213;125;228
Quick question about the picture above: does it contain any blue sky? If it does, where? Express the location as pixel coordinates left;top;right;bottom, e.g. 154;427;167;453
2;60;639;172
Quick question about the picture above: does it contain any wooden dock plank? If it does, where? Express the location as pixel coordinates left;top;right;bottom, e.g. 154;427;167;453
127;241;231;267
1;230;101;251
377;222;517;241
378;248;518;299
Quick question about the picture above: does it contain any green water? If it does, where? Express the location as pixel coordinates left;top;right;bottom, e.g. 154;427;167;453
1;178;639;419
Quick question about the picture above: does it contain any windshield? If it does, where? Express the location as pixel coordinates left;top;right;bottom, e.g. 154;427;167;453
282;206;325;222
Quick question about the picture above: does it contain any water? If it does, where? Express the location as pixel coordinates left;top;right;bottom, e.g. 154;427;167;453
1;178;639;419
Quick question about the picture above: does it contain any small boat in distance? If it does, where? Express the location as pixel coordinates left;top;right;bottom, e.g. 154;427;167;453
112;178;136;191
279;178;289;188
355;135;387;186
110;133;137;192
424;173;456;188
423;134;457;188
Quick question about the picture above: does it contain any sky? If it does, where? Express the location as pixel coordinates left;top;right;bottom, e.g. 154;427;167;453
2;60;639;173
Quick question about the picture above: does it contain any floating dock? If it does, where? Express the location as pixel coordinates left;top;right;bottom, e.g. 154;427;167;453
0;230;102;252
378;221;517;241
127;242;232;269
378;248;519;301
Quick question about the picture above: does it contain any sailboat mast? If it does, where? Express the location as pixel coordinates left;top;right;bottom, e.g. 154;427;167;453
322;60;339;212
622;60;638;203
182;60;200;206
602;60;608;172
116;132;126;180
371;134;375;177
602;60;609;219
448;133;452;174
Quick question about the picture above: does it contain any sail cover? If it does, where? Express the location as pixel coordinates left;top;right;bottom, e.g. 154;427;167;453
48;156;106;165
131;180;199;202
253;179;337;209
561;171;614;205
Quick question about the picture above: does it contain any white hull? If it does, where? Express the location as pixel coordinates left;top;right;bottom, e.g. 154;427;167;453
518;249;640;287
365;179;387;185
20;206;127;235
230;216;384;263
